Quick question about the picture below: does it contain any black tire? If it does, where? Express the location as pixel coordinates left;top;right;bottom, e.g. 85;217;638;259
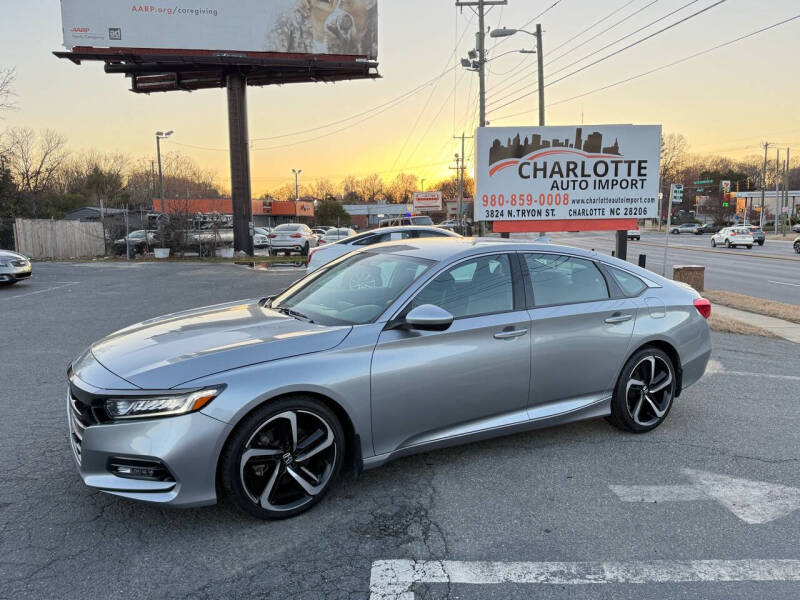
711;239;716;247
220;396;345;520
726;239;733;248
746;245;752;249
758;241;764;246
607;347;676;434
302;243;310;257
794;242;800;254
1;280;18;286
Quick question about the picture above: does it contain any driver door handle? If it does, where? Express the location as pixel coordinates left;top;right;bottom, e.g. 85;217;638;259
493;329;528;340
605;313;633;324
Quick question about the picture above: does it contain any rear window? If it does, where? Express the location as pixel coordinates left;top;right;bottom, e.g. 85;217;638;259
608;266;647;297
411;216;434;226
734;228;750;234
275;224;301;232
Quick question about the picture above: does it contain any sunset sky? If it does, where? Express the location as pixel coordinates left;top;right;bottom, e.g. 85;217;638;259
2;0;799;196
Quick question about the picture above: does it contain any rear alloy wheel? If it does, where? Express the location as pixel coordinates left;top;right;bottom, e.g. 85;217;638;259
794;242;800;254
608;348;676;433
221;397;344;519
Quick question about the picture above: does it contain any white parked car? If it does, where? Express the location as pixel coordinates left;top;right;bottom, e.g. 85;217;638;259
319;227;356;245
268;223;319;256
0;249;32;285
307;226;461;272
710;227;754;249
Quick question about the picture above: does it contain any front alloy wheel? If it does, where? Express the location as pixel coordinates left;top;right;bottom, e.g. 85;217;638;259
221;397;344;519
608;348;675;433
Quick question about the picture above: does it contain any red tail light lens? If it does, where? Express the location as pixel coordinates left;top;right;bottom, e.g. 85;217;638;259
268;234;277;239
731;231;737;236
694;298;711;319
290;233;303;238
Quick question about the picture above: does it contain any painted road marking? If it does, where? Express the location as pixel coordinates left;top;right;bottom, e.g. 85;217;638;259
704;359;800;381
2;282;80;300
768;280;800;287
369;559;800;599
610;469;800;524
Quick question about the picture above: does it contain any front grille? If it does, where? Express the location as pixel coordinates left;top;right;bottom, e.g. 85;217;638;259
68;393;95;465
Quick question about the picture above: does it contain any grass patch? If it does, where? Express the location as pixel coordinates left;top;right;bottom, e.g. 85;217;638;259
708;314;777;338
704;290;800;325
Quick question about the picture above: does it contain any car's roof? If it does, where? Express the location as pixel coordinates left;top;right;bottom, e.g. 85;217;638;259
364;237;664;281
349;225;460;238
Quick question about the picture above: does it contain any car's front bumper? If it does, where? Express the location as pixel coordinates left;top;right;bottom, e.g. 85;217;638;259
67;388;232;508
0;261;32;282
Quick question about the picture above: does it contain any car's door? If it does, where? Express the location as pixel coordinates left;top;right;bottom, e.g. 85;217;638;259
520;253;636;416
370;253;531;456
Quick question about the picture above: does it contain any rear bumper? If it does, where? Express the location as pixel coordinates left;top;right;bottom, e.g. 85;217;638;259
68;392;232;508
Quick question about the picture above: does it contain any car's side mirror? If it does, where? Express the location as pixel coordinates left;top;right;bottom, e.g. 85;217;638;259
404;304;455;331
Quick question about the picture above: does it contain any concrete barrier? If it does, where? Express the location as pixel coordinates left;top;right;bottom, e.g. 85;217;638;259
673;265;705;292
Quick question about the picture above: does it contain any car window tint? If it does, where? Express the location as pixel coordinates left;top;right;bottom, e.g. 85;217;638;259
524;254;609;306
416;230;449;238
411;254;514;319
608;266;646;297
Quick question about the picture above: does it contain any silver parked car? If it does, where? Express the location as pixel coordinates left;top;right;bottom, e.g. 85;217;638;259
0;249;32;285
268;223;318;256
67;239;712;519
318;227;357;245
307;225;461;272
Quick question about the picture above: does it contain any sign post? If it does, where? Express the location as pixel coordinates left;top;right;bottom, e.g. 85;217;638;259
662;183;684;276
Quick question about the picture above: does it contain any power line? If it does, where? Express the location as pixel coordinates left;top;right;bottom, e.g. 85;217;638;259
490;13;800;121
488;0;703;109
488;0;727;115
486;0;643;102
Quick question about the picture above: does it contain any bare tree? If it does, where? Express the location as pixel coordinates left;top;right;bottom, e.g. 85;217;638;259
357;173;384;204
3;128;68;195
387;173;419;204
0;67;15;113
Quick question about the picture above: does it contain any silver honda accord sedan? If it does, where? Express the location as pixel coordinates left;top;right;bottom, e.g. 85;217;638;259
67;238;711;519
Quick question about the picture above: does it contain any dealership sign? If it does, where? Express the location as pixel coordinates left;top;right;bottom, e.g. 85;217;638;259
60;0;378;58
475;125;661;222
413;191;443;212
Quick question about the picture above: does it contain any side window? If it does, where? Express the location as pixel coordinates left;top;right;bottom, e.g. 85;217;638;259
411;254;514;319
524;254;609;306
607;266;647;297
416;230;449;238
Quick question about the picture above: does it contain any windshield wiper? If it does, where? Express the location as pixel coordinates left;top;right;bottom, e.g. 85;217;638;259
273;306;315;324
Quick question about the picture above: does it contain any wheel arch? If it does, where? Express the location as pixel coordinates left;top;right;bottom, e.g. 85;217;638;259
215;390;361;492
626;339;683;397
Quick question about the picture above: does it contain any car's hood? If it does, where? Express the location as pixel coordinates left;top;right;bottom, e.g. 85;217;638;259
91;299;351;389
0;249;28;261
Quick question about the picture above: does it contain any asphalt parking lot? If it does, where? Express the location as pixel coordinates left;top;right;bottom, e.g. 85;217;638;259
1;262;799;599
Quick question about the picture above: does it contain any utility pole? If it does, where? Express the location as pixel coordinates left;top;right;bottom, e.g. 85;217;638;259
775;148;780;235
421;179;426;193
451;133;473;233
456;0;507;237
784;147;790;236
760;142;769;228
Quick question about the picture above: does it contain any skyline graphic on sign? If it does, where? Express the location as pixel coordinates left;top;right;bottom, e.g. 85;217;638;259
488;127;623;171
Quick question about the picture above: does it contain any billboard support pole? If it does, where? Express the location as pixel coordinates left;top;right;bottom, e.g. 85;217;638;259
226;72;254;257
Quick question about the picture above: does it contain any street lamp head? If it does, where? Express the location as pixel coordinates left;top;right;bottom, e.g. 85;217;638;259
164;130;174;137
490;27;517;38
460;58;472;68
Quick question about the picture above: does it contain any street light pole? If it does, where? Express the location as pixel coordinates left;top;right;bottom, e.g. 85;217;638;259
155;130;173;208
292;168;302;219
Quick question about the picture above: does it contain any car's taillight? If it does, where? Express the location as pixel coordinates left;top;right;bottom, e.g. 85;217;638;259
268;234;277;239
290;233;303;238
694;298;711;319
731;231;737;236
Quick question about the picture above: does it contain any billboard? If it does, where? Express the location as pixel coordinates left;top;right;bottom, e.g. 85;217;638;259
413;191;443;212
475;125;661;222
60;0;378;58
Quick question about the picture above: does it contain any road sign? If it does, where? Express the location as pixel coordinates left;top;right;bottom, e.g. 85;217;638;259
670;183;684;204
610;469;800;524
722;180;731;193
694;179;713;185
723;202;729;208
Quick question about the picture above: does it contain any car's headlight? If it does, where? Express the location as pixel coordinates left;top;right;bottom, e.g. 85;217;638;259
105;387;223;420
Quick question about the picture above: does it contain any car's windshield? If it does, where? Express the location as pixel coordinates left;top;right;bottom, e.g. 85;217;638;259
272;251;434;326
411;216;434;226
129;231;146;239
